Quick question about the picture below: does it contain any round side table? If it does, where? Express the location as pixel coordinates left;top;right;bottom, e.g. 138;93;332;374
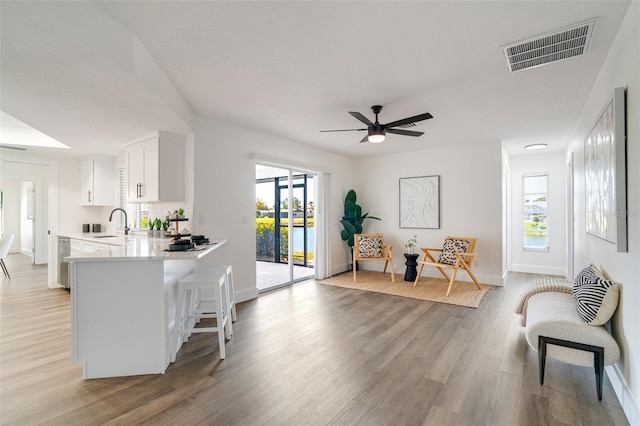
404;253;420;281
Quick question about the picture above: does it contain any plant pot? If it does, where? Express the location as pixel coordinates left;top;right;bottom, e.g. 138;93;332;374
154;230;162;238
148;230;154;238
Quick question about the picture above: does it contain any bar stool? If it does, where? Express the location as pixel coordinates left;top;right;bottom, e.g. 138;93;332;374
194;264;237;322
171;272;231;362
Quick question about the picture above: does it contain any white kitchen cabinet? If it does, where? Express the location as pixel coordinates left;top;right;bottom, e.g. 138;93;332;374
126;131;185;203
80;156;114;206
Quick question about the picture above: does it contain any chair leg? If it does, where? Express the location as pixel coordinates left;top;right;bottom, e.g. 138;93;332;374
539;336;605;401
446;267;459;296
538;335;547;385
171;282;185;363
389;258;395;283
464;264;482;290
413;262;426;287
213;281;226;360
353;261;357;282
1;259;10;279
436;266;451;282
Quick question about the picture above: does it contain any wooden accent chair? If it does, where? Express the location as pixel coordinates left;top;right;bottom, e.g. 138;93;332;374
353;234;395;283
413;236;482;296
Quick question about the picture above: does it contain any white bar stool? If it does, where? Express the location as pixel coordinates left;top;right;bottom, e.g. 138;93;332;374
171;272;231;362
194;264;237;322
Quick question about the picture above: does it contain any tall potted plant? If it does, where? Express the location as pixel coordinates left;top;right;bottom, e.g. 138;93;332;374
340;189;380;269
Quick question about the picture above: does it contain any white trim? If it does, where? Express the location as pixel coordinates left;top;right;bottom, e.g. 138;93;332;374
1;154;59;287
249;153;332;175
606;364;639;425
509;263;566;276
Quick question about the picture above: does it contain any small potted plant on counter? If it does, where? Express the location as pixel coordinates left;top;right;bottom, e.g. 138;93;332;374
162;220;170;237
147;219;155;238
154;218;162;238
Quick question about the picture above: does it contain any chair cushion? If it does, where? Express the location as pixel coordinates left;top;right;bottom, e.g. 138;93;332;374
526;292;620;366
437;238;470;265
573;264;620;325
358;236;383;258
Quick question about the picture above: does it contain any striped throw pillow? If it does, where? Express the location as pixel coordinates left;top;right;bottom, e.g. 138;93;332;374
573;264;620;325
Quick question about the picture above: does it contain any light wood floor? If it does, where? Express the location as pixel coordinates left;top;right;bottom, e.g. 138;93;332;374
0;253;628;425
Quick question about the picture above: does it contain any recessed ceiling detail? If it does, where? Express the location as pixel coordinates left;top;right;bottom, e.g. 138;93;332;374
502;19;597;73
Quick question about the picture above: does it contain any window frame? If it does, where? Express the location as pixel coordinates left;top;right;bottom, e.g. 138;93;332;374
118;168;148;231
522;173;550;251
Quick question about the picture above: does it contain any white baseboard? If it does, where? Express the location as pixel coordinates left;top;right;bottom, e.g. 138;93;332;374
235;287;259;303
509;263;566;277
19;248;33;257
606;364;639;425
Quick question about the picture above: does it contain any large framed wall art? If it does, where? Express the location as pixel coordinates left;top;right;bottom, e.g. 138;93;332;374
584;87;627;252
399;175;440;229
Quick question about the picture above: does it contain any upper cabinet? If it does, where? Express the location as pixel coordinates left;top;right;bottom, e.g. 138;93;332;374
80;156;115;206
126;131;186;203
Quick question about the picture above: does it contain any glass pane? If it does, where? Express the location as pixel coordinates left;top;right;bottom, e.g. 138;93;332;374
256;180;276;263
524;175;547;193
523;174;549;249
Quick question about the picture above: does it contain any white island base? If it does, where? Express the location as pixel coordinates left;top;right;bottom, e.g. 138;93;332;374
69;239;226;379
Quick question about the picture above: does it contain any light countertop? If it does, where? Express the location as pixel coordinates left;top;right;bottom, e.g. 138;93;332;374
63;233;227;261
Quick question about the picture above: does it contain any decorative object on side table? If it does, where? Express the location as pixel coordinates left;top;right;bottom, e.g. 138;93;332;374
405;234;418;255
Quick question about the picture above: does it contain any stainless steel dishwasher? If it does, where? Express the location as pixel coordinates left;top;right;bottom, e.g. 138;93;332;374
57;237;70;289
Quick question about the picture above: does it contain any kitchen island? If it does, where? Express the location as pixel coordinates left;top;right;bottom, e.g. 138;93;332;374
66;235;227;379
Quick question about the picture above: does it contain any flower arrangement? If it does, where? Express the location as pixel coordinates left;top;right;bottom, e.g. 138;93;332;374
405;235;418;254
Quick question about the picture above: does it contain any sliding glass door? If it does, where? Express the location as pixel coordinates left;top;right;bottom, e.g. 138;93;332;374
256;165;315;292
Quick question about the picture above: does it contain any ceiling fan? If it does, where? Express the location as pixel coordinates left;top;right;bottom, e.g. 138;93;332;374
320;105;433;143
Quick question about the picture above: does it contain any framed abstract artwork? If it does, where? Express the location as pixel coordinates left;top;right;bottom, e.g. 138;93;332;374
584;87;627;252
399;176;440;229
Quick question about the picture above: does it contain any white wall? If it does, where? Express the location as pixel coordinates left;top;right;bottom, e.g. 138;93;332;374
192;116;354;303
508;151;567;276
353;140;504;286
567;3;639;423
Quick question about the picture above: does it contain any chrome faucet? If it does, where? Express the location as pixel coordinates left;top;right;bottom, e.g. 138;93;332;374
109;208;129;235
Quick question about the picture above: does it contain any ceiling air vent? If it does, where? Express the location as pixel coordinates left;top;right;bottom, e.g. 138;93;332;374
502;19;596;73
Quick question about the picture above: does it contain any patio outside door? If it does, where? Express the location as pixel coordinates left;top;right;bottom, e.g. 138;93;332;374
256;165;315;292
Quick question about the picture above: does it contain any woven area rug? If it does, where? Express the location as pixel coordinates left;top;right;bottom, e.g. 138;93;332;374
318;270;491;308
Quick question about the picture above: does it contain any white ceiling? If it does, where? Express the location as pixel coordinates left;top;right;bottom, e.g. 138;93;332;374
0;1;631;159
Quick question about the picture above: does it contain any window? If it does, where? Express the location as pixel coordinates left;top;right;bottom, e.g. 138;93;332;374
523;174;549;250
118;168;148;230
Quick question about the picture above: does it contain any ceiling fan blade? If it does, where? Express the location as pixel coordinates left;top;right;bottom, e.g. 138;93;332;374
320;128;367;132
385;112;433;129
386;128;425;137
349;111;374;126
359;135;370;143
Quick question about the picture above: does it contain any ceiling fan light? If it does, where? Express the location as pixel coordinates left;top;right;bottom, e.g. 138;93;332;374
368;134;385;143
368;128;385;143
